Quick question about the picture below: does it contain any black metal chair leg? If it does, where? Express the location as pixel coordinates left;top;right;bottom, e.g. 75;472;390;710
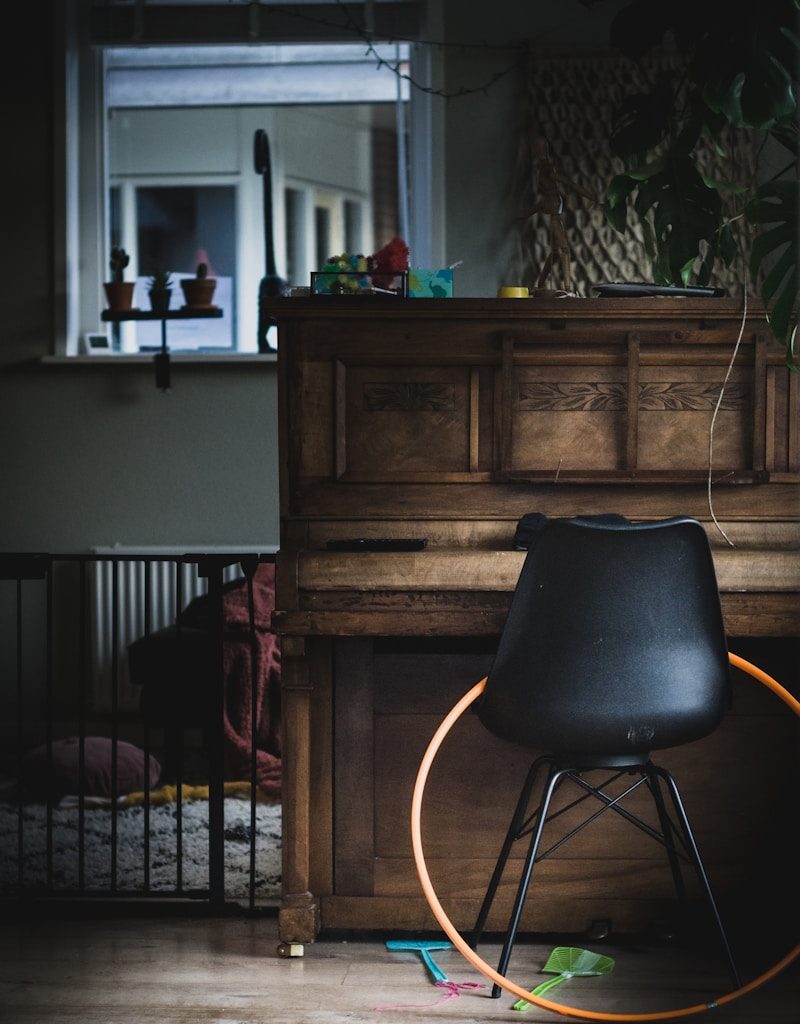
645;767;688;901
470;755;551;950
491;766;568;998
654;765;741;990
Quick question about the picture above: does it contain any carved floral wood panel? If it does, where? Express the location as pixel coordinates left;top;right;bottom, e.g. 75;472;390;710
518;381;750;412
342;366;471;474
335;361;767;478
511;365;753;472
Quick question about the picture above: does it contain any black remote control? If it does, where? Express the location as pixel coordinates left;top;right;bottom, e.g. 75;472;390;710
593;282;726;298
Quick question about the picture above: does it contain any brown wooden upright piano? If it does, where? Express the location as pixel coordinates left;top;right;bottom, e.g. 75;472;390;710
271;296;800;949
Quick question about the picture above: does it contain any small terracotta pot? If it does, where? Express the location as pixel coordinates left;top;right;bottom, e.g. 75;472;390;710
180;277;217;309
103;281;135;312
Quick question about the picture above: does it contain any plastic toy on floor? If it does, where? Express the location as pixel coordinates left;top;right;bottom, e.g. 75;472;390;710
377;938;485;1010
512;947;615;1011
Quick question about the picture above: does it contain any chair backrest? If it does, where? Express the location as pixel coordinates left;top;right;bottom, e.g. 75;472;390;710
476;517;731;760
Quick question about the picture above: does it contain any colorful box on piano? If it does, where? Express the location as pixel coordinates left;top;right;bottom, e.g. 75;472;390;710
408;268;454;298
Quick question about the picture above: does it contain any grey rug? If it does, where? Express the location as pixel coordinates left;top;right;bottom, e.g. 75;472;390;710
0;797;281;900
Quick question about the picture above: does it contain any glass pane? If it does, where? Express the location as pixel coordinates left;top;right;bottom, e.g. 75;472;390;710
134;185;235;351
344;199;363;254
315;205;331;270
284;187;306;287
136;185;234;278
109;186;122;250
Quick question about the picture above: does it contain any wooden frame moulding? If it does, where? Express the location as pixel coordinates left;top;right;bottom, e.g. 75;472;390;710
790;365;800;472
496;328;790;485
753;335;767;473
626;332;640;471
333;351;492;483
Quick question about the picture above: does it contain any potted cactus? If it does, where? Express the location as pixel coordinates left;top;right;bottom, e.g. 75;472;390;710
180;262;217;309
103;246;135;311
147;269;173;313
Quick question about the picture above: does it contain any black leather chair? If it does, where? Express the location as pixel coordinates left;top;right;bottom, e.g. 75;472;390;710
470;515;741;996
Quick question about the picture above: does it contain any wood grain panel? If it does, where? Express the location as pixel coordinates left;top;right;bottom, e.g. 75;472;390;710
298;358;334;478
318;893;730;934
297;549;800;593
766;363;777;471
358;637;797;934
468;367;479;472
276;597;800;639
790;365;799;472
342;364;472;475
372;643;497;715
375;856;733;902
512;365;627;472
280;637;310;899
333;639;375;895
371;712;796;864
308;637;335;898
293;479;800;520
754;335;767;471
303;518;799;552
717;593;800;637
478;365;495;472
626;333;640;469
637;366;751;471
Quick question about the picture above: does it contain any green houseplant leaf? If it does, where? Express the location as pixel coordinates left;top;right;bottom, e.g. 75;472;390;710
610;77;674;159
746;178;799;357
698;13;799;129
603;0;799;360
605;172;642;232
624;154;724;284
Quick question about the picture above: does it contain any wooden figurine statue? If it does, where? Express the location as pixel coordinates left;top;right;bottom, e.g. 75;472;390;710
523;135;596;293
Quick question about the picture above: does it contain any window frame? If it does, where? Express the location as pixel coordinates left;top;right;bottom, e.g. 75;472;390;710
109;174;242;352
56;1;444;358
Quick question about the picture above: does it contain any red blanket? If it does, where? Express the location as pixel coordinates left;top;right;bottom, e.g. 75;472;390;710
220;563;281;797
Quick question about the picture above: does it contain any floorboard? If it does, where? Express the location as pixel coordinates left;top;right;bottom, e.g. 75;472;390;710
0;909;797;1023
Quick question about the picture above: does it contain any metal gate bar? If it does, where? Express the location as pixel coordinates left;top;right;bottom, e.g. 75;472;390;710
0;551;278;914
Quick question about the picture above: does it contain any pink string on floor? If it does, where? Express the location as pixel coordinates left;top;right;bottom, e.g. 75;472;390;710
373;980;486;1011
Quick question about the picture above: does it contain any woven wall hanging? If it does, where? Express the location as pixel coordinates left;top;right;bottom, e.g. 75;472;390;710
511;50;758;297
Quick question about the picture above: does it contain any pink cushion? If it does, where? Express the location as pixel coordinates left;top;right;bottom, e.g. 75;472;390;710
25;736;161;800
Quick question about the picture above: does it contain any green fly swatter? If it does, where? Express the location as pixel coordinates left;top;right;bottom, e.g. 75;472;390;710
512;946;615;1011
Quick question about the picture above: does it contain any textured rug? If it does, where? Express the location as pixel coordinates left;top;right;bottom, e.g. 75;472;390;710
0;797;281;900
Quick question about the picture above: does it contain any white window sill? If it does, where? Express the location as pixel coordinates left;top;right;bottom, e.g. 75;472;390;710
41;352;277;365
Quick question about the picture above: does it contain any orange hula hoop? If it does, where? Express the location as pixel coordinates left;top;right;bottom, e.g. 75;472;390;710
410;652;800;1021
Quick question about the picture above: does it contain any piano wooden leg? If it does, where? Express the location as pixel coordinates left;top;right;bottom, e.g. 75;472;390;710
279;636;321;944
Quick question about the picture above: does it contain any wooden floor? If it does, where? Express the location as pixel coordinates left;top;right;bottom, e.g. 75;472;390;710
1;908;798;1023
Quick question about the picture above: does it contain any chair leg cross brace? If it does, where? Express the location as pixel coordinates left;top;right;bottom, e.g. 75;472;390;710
473;761;741;996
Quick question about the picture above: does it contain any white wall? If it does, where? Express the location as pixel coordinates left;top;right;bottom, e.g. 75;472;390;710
441;0;631;297
0;363;279;551
1;0;631;555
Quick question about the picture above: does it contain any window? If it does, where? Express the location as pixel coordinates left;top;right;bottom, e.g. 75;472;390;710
283;183;369;288
102;49;408;354
109;181;237;352
344;199;363;254
315;204;332;272
63;12;443;357
284;187;307;286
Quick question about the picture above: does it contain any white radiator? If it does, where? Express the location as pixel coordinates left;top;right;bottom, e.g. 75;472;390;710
89;548;257;713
